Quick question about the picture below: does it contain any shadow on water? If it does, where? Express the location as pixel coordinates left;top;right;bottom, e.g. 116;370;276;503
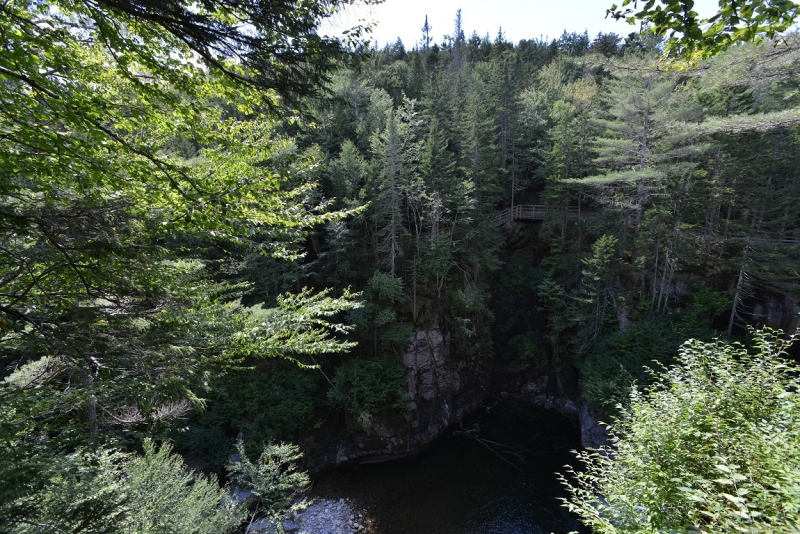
311;402;589;534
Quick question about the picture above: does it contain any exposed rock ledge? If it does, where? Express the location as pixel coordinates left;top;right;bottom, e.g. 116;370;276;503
319;326;490;466
247;498;375;534
506;375;609;449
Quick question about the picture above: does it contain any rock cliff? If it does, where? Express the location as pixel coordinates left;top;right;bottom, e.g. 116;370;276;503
330;326;490;464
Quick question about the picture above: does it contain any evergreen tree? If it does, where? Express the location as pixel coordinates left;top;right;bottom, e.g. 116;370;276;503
591;32;622;57
371;105;418;276
459;71;502;206
451;9;467;72
421;15;433;51
581;66;687;234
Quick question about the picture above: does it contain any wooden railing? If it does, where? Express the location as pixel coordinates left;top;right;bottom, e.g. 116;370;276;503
493;206;800;246
494;205;581;226
704;234;800;246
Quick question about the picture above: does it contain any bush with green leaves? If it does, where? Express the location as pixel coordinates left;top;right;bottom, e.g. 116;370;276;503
561;329;800;533
227;440;311;520
506;332;549;369
367;271;405;302
580;311;715;416
125;441;243;534
6;440;242;534
328;356;408;429
176;358;321;471
690;286;732;319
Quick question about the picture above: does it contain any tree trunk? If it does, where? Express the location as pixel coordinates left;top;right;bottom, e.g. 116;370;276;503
650;237;660;309
656;250;670;312
727;247;748;339
661;259;674;314
82;373;98;435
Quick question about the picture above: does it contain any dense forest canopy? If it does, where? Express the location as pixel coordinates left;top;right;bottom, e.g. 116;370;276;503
1;0;799;532
0;0;368;530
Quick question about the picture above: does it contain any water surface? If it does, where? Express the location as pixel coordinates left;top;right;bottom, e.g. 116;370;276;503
311;404;588;534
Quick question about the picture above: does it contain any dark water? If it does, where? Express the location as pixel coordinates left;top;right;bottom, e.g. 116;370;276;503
311;404;588;534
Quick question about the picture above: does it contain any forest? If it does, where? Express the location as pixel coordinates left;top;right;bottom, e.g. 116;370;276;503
1;0;799;533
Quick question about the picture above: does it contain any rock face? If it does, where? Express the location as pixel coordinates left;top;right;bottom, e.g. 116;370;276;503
579;401;610;449
673;273;800;333
332;326;489;464
402;328;483;442
749;291;800;333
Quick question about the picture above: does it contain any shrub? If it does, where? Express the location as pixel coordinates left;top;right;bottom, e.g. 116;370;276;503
561;329;800;533
507;332;548;369
176;359;319;469
328;356;407;423
125;440;243;533
227;441;310;520
690;286;731;319
6;440;243;534
580;311;715;415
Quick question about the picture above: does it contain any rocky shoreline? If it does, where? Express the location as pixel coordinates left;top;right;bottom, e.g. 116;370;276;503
248;498;376;534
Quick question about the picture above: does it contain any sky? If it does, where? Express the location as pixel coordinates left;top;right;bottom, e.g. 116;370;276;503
322;0;721;49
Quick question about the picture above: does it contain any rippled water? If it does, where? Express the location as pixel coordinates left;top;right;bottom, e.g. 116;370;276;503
311;404;588;534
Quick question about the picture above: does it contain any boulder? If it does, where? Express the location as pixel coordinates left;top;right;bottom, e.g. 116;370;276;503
281;519;301;533
579;401;610;449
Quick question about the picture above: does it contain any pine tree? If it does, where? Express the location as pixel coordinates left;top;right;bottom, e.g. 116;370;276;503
417;118;463;302
371;105;418;277
421;15;433;52
327;140;368;207
459;72;502;207
451;9;467;72
589;69;677;230
574;234;619;351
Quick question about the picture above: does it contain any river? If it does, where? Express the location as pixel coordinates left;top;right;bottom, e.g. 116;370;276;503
310;402;588;534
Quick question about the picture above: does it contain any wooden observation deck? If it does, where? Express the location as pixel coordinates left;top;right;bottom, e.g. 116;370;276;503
494;205;581;227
